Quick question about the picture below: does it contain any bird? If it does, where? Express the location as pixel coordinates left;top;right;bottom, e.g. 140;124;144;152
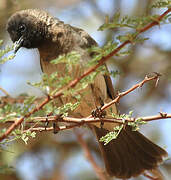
7;9;167;179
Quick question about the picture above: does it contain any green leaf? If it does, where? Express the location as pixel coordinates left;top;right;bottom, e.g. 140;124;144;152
100;125;123;145
128;118;146;131
51;51;81;66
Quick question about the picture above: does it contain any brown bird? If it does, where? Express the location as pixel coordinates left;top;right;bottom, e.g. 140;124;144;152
7;9;167;179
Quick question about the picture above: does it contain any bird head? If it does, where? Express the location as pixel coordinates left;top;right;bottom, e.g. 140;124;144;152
6;9;51;53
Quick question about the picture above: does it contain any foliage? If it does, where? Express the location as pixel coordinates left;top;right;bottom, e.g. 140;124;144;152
98;1;171;45
151;0;171;8
99;111;146;145
0;40;15;64
99;13;159;31
0;165;14;174
12;130;36;145
87;41;118;66
99;125;124;145
0;1;170;151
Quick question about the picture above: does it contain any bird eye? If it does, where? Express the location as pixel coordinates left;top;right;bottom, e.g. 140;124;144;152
18;24;26;33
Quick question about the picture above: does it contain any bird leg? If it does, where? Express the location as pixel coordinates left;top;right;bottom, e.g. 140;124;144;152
91;106;106;128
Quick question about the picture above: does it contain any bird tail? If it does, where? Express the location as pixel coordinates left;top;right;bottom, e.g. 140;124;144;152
92;125;167;179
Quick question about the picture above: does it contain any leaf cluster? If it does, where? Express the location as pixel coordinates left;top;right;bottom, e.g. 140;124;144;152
98;6;170;45
99;125;124;145
0;40;15;64
100;111;147;145
12;130;36;144
151;0;171;8
87;41;118;66
98;13;159;31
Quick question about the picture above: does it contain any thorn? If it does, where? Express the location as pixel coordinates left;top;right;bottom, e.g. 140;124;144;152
100;121;104;129
45;112;54;130
91;106;106;128
53;123;60;134
138;81;144;88
155;76;160;87
152;72;161;87
145;75;149;79
118;92;124;99
122;119;127;129
45;116;49;130
159;111;167;118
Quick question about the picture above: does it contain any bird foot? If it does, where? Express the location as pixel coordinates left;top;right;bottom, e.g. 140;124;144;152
91;107;106;128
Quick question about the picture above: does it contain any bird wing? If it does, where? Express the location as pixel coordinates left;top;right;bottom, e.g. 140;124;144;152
39;22;118;130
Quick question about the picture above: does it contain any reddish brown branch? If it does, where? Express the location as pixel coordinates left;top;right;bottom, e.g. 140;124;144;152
0;8;170;142
22;112;171;133
2;74;171;134
2;74;170;127
143;173;159;180
3;112;171;125
138;8;171;35
99;73;161;113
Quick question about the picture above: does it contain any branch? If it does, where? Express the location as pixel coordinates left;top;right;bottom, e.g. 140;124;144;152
1;74;171;133
3;112;171;126
143;173;158;180
0;8;170;142
0;74;163;123
90;73;161;116
0;86;10;96
21;112;171;133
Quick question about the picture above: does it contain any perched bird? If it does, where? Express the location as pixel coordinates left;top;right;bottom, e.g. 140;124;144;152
7;9;167;179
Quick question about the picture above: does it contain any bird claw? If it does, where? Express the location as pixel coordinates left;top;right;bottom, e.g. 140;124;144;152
53;123;60;134
44;116;49;130
92;106;106;118
91;107;106;128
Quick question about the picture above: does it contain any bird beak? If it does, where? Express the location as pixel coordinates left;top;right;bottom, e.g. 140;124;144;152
14;36;24;53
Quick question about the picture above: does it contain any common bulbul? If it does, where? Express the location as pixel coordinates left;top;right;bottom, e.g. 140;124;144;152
6;9;167;179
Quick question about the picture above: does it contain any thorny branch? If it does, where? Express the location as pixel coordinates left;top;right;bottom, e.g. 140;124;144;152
89;73;161;116
22;112;171;133
1;74;171;133
0;8;170;142
3;112;171;127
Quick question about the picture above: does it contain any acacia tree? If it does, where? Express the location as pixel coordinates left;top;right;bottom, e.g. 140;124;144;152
0;1;171;180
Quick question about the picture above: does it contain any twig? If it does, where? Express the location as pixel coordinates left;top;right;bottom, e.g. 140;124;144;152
0;86;10;96
0;8;170;142
0;96;42;104
143;173;158;180
90;73;161;116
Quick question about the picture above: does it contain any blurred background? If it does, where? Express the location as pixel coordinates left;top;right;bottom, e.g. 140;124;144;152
0;0;171;179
